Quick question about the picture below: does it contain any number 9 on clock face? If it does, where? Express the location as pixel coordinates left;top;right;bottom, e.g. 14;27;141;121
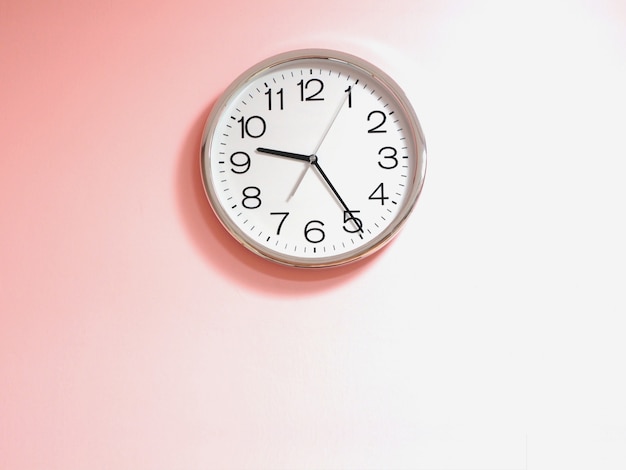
200;49;427;268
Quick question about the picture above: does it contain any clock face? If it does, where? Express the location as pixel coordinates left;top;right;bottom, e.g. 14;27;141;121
201;49;426;268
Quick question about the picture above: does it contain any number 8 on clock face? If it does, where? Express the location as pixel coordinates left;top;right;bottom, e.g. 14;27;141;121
200;49;427;268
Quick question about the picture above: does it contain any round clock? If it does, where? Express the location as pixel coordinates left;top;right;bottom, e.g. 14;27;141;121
200;49;426;268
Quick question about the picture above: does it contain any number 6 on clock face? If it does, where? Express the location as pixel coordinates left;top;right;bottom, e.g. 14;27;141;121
200;49;427;268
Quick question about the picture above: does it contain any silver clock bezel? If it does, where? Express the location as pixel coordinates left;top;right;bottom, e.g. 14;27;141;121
200;49;427;268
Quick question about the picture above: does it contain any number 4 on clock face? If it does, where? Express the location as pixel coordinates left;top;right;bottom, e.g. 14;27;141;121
200;49;427;268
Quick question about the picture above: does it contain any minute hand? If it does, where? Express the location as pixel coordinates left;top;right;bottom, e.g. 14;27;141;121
312;159;364;233
256;147;312;162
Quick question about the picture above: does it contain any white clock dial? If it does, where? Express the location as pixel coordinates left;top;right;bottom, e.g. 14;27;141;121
201;49;426;268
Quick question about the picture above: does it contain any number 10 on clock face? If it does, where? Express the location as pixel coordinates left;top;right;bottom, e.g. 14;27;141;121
201;50;426;268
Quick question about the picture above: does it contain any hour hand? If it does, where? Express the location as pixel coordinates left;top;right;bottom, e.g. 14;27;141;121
256;147;314;163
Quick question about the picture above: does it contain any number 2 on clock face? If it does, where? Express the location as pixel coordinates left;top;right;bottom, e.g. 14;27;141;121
201;50;426;267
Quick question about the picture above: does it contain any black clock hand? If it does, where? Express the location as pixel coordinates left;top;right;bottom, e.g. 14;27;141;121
312;157;364;233
256;147;313;163
258;147;362;232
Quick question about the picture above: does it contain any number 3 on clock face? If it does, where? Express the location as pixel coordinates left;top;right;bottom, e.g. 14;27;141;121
200;49;427;268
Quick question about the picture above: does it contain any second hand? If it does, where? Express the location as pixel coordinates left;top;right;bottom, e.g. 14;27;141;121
286;91;349;201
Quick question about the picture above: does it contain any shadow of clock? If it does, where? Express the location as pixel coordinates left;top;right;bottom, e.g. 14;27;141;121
175;102;381;296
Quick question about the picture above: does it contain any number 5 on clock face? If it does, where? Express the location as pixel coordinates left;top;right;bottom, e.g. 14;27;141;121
201;49;426;268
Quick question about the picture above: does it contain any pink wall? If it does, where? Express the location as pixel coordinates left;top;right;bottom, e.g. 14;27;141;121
2;1;626;468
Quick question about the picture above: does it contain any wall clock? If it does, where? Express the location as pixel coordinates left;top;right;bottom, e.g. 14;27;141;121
200;49;426;268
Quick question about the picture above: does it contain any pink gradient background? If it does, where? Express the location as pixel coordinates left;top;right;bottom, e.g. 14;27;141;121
2;1;626;469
